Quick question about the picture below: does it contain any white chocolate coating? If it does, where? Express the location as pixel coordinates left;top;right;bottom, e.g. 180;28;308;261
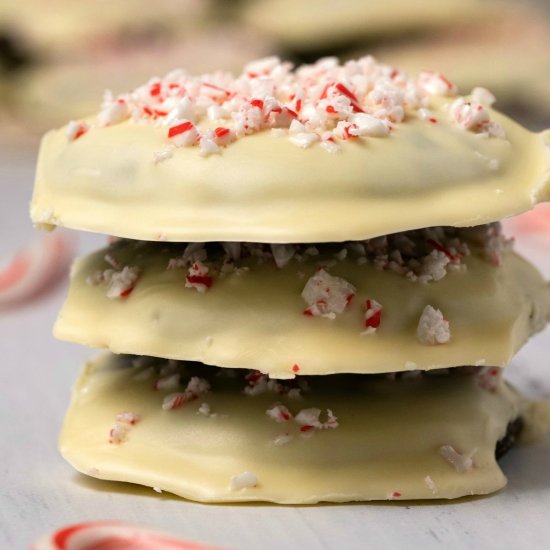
60;353;524;503
54;241;550;378
31;106;550;243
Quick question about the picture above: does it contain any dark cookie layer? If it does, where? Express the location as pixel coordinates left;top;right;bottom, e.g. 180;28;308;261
496;417;524;460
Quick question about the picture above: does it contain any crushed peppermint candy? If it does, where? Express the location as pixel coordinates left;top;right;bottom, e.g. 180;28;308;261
476;366;502;392
154;373;181;391
424;475;438;495
417;250;450;282
156;224;507;293
198;133;221;156
362;298;383;334
68;56;505;158
418;108;438;124
417;305;451;345
168;120;199;147
302;268;356;319
439;445;476;473
187;376;211;395
161;376;210;410
243;372;272;396
471;87;496;107
243;371;305;397
272;433;294;447
294;408;339;432
168;243;207;269
109;411;140;444
108;423;128;445
418;71;457;96
266;403;292;423
270;244;296;268
448;97;504;137
115;411;140;425
86;265;140;299
480;223;514;266
185;260;212;292
153;146;174;164
266;404;339;437
197;402;212;416
162;393;187;411
98;95;129;126
197;402;220;418
230;471;258;491
66;120;89;141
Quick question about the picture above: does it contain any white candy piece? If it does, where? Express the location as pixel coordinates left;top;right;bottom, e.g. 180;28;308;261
65;120;89;141
417;305;451;345
439;445;475;473
106;266;140;299
418;71;457;96
270;244;296;268
302;269;356;319
98;99;129;126
230;471;258;490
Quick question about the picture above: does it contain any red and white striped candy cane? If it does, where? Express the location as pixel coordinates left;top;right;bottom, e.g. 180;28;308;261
0;232;73;308
504;203;550;237
30;521;226;550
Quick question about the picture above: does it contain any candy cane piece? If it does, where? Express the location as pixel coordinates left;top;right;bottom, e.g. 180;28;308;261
0;232;73;307
30;520;226;550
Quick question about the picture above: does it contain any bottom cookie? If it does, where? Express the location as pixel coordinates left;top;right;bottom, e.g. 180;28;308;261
60;354;526;503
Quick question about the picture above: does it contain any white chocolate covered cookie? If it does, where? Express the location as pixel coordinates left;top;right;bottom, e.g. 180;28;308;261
54;229;550;377
60;353;525;503
31;57;550;243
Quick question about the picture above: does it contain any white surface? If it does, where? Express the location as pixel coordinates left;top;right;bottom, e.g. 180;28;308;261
1;146;550;550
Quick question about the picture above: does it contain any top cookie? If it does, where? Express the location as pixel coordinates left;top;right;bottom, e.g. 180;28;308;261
31;56;550;243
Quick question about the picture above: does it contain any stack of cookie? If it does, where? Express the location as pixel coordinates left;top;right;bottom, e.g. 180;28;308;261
31;56;550;503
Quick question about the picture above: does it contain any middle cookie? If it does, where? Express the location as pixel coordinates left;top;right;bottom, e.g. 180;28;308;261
55;225;550;378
